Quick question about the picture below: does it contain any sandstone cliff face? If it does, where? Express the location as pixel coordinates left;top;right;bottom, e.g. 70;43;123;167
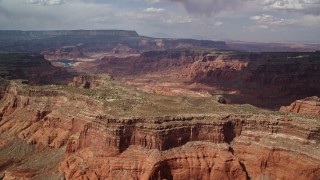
59;114;320;180
0;78;319;179
233;134;320;180
61;143;248;180
0;80;105;178
280;96;320;116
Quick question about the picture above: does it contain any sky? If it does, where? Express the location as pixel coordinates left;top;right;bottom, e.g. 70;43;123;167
0;0;320;43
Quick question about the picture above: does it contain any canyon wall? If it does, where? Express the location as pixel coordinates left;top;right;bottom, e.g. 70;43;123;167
0;53;74;85
0;78;319;179
75;50;320;109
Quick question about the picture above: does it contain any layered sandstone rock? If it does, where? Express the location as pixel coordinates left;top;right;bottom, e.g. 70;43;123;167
233;135;320;180
280;96;320;116
61;143;247;180
0;78;319;179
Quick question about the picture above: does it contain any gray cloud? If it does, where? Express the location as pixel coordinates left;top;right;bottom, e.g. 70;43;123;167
261;0;320;15
24;0;64;6
165;0;244;16
143;7;165;13
249;14;295;30
164;0;320;16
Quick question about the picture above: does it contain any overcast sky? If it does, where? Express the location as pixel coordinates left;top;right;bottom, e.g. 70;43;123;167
0;0;320;43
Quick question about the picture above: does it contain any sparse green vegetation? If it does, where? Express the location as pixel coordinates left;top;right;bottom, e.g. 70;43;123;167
10;73;317;120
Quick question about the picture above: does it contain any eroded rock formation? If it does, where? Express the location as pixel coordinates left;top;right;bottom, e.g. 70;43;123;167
69;74;114;89
43;45;90;61
0;76;319;179
75;50;320;109
280;96;320;116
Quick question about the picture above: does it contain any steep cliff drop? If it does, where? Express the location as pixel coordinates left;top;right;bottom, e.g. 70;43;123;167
0;74;319;179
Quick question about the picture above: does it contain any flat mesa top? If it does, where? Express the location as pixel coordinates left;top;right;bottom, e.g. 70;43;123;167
7;75;320;123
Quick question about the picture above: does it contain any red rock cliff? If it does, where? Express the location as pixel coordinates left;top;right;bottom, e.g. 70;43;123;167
280;96;320;116
0;78;319;179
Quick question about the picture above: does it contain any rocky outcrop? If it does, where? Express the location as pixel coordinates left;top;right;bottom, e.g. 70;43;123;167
0;78;319;179
69;74;114;89
280;96;320;116
111;44;139;54
43;45;90;61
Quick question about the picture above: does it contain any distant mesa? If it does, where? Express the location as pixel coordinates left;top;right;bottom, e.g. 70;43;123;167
0;30;229;56
0;29;139;38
